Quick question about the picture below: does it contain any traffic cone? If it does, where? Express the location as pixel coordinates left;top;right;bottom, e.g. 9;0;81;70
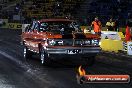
125;26;131;42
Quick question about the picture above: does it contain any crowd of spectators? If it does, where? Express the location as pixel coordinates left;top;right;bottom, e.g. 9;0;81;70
79;0;132;27
21;0;83;20
0;0;132;27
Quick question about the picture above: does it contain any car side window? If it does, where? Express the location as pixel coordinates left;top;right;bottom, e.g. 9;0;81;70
34;22;39;31
30;21;36;32
25;25;30;32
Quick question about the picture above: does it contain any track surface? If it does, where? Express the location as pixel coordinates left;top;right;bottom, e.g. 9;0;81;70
0;29;132;88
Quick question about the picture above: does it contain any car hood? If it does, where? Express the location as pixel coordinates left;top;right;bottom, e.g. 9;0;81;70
45;32;100;39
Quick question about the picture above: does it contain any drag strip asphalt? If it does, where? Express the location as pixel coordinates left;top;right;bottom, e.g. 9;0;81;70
0;29;132;88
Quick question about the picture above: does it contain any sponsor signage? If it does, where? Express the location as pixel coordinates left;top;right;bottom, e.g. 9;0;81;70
8;23;22;29
77;66;130;84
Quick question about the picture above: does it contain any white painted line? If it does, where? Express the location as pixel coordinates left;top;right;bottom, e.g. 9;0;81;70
0;50;56;86
0;50;22;65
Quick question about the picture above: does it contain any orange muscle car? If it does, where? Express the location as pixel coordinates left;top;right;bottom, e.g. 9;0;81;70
21;19;101;65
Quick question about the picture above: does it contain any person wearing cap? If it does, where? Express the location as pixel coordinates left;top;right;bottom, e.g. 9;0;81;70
91;17;102;35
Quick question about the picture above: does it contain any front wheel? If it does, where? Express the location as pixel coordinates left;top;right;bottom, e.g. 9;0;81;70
39;48;50;65
23;46;32;59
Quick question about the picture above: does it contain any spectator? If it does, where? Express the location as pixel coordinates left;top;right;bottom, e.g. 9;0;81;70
125;25;131;42
91;17;102;35
125;21;132;41
15;3;21;13
106;18;115;31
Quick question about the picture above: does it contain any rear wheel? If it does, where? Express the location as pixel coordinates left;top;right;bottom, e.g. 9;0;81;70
23;46;32;59
39;48;50;65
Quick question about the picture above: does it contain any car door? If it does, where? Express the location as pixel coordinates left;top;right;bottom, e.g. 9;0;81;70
29;21;41;52
24;21;36;49
22;24;31;40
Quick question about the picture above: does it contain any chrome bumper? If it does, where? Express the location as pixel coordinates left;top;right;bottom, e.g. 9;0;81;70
45;47;101;54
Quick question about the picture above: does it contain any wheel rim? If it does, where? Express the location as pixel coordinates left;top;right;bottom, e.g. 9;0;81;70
24;47;27;58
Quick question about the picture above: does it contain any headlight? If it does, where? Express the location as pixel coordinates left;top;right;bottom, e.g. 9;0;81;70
84;40;91;45
91;39;99;45
48;40;64;46
48;40;56;46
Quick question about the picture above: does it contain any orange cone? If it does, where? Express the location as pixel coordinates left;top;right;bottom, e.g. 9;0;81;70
125;26;131;42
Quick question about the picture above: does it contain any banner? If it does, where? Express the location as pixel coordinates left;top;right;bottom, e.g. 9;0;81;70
8;23;22;29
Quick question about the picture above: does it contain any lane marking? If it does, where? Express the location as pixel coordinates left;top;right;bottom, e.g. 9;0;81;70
0;50;60;86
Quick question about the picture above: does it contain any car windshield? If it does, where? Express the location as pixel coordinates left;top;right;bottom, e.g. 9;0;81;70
40;21;81;34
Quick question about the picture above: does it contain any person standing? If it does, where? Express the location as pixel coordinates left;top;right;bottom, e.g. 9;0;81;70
125;21;132;42
91;17;102;35
125;25;131;42
106;18;115;31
